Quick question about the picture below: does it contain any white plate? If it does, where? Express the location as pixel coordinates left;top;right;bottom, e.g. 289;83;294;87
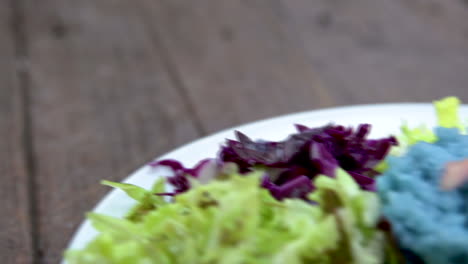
63;103;468;262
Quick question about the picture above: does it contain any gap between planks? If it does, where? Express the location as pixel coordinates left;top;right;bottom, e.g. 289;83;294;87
8;0;40;262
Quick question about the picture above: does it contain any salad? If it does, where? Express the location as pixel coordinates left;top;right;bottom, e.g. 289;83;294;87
65;97;468;264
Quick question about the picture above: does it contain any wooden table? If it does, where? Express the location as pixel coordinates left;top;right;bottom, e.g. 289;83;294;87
2;0;468;263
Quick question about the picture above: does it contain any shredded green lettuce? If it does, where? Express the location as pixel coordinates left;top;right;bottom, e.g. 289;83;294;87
434;96;464;131
309;169;384;264
102;179;166;222
399;96;464;146
66;169;385;264
376;96;464;173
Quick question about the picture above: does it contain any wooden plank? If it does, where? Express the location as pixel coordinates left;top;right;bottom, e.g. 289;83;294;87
141;0;333;133
0;1;33;263
279;0;468;104
21;0;202;262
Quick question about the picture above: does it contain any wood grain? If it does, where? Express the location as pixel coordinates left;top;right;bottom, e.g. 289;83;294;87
21;0;201;262
279;0;468;104
142;0;333;133
3;0;468;262
0;1;33;263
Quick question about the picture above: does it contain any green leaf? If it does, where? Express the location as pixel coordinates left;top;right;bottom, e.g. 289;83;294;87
101;181;149;202
434;96;464;131
67;169;386;264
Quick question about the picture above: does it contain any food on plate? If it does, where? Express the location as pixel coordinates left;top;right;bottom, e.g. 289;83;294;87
378;130;468;264
65;97;468;264
150;122;397;198
66;169;385;264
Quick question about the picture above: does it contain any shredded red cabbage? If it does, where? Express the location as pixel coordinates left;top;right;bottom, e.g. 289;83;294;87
151;123;397;200
150;159;217;195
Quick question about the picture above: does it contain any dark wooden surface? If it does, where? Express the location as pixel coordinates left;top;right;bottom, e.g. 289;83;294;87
2;0;468;263
1;2;33;263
